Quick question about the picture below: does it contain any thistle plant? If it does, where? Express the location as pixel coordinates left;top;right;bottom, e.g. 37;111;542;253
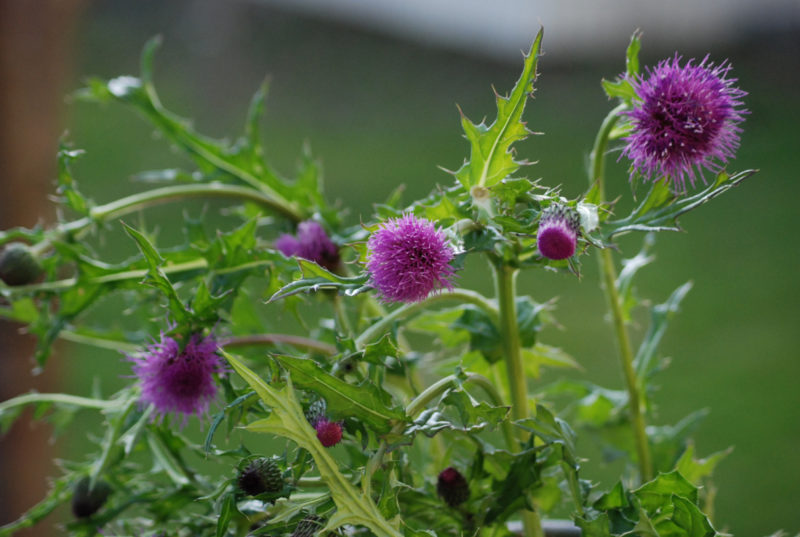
0;28;777;537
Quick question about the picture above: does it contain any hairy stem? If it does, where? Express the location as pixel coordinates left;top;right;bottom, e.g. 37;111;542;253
589;103;653;482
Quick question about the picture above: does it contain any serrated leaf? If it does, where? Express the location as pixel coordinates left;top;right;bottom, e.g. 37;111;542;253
603;169;757;238
224;352;402;537
594;481;630;510
634;281;692;379
274;355;405;434
484;448;539;524
675;443;732;486
616;234;656;321
82;37;308;222
521;343;581;379
654;495;717;537
268;272;369;302
455;28;543;191
633;471;698;512
122;223;191;324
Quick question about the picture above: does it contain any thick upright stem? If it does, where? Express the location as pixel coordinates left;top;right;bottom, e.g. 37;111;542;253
589;103;653;482
493;262;544;537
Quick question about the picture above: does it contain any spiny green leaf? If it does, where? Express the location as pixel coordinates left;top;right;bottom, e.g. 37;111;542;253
122;223;191;324
274;355;405;434
633;470;698;512
675;443;732;486
224;352;403;537
603;169;758;238
653;495;717;537
634;281;693;379
454;28;543;192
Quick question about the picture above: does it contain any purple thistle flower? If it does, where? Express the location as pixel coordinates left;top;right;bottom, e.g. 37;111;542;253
621;54;747;192
366;214;455;303
313;417;343;448
276;220;340;271
537;205;580;261
129;333;223;423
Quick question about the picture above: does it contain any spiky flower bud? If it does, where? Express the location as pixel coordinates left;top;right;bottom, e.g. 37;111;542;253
304;399;327;426
237;457;284;496
71;477;111;519
0;242;42;286
292;514;324;537
313;418;343;448
437;467;469;507
536;205;580;260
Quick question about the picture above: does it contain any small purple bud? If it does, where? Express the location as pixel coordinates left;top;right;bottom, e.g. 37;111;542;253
437;467;469;507
536;205;580;261
313;418;342;448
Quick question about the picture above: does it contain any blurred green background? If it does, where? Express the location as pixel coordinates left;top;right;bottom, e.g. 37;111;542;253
2;0;799;535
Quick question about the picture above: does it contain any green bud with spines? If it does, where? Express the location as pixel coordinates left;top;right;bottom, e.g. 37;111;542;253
237;457;284;496
71;477;111;519
0;242;42;286
291;514;324;537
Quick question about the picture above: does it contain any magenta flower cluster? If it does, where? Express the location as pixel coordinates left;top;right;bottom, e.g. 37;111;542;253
366;214;455;303
275;220;340;271
621;54;747;192
130;333;223;422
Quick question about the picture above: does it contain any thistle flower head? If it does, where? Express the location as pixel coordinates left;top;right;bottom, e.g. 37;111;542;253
276;220;340;271
621;54;747;192
537;205;580;260
129;332;223;423
437;467;469;507
366;214;455;303
237;457;284;496
313;417;343;447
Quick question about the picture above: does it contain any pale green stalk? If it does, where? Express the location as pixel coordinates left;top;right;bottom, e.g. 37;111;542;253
589;103;653;482
492;262;544;537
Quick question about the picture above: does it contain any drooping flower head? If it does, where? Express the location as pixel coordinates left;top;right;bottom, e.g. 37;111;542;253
537;204;580;261
366;214;455;303
276;220;340;271
129;332;223;423
437;467;469;507
313;417;343;448
621;54;747;192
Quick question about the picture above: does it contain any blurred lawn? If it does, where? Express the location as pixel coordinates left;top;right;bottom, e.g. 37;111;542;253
54;2;800;534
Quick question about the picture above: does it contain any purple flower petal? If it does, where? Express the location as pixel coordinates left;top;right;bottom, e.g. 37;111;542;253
366;214;455;303
621;54;747;192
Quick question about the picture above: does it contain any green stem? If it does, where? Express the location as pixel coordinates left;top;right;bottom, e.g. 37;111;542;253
492;263;544;537
599;248;653;481
30;182;303;257
0;392;125;413
589;103;628;202
589;103;653;482
221;334;337;356
355;288;497;350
